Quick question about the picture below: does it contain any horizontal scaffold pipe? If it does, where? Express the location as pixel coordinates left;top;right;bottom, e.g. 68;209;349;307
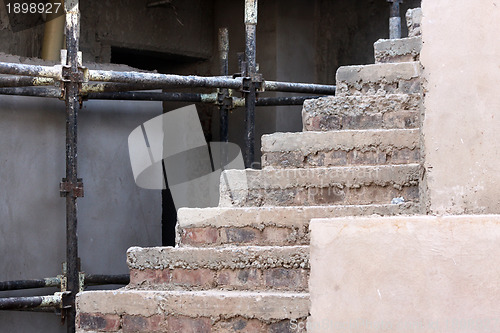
255;95;322;106
88;70;244;90
0;294;61;311
0;75;54;88
84;274;130;286
264;80;336;94
0;87;61;98
0;278;60;291
87;91;217;103
0;62;61;80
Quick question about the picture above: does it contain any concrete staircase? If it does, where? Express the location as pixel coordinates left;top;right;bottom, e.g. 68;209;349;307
76;8;423;333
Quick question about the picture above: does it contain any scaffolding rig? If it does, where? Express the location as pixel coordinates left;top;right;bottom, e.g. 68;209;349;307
0;0;338;332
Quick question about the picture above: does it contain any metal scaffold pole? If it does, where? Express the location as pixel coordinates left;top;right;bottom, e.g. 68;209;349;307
218;27;230;143
62;1;82;332
244;0;258;168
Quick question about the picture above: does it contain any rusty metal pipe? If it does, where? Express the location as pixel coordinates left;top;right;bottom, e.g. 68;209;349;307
0;76;54;87
88;70;243;89
84;274;129;286
0;294;62;311
244;0;258;168
87;91;216;103
0;87;61;98
63;1;81;332
264;81;336;94
0;278;61;291
0;62;61;79
218;27;230;142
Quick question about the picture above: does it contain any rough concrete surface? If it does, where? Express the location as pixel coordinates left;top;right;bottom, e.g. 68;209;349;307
219;165;421;207
77;290;310;321
261;129;420;168
262;129;419;153
336;62;421;96
177;204;419;229
221;165;421;192
421;0;500;214
406;7;422;37
374;36;422;63
127;246;309;270
302;93;421;131
176;204;419;247
309;215;500;333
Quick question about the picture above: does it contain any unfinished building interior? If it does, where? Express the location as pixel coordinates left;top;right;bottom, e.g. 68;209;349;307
4;0;500;332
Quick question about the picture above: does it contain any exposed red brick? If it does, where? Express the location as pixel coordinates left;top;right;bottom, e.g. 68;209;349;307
264;268;308;290
181;227;218;246
222;227;260;244
129;268;171;286
389;147;420;164
217;269;262;289
214;317;265;332
343;113;384;130
382;110;419;129
171;268;215;288
347;150;387;165
268;319;307;333
122;314;166;333
78;313;120;332
167;315;211;333
306;186;345;205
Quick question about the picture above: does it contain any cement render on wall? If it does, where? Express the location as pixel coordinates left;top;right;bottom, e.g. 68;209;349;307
309;215;500;333
421;0;500;214
0;95;162;332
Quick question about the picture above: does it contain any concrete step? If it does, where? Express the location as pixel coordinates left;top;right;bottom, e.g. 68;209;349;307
302;93;421;131
220;164;421;207
176;204;420;247
127;245;309;292
261;129;420;169
77;290;309;332
374;36;422;63
336;61;421;96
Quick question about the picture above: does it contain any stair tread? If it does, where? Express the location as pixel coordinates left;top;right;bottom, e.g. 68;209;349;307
222;164;421;189
262;128;419;153
128;245;309;270
178;204;419;228
77;289;310;321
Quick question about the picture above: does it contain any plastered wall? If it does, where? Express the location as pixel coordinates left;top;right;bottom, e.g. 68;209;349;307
309;215;500;333
421;0;500;214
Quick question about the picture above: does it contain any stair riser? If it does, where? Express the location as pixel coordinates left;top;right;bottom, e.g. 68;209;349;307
335;62;421;97
180;225;307;247
177;204;420;247
129;267;309;292
302;94;421;132
304;110;418;131
221;185;418;207
78;313;307;333
374;37;422;64
262;147;419;169
77;290;309;332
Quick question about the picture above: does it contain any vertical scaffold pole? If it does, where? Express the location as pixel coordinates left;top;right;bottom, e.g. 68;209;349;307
62;1;82;332
244;0;257;168
218;27;229;143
